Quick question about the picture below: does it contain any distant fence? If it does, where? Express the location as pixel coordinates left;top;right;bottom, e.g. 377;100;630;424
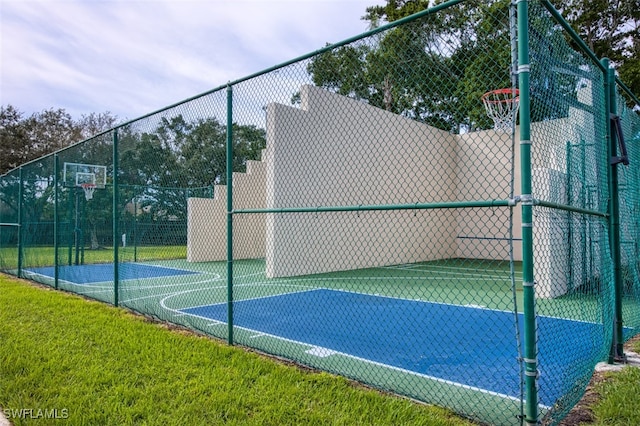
1;1;639;425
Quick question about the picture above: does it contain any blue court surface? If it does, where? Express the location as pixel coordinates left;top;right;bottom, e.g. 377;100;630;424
182;289;603;406
25;263;198;284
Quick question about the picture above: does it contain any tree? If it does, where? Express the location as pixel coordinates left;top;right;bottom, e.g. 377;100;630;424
0;106;119;251
77;112;120;140
116;115;266;225
0;105;29;173
0;105;119;176
24;108;83;157
308;0;514;132
550;0;640;96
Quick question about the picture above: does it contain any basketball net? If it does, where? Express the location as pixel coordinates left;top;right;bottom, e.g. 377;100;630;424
481;88;519;132
81;183;96;200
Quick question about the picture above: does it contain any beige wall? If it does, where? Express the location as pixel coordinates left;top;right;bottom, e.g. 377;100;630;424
188;85;593;298
187;158;266;262
265;85;486;277
455;130;522;261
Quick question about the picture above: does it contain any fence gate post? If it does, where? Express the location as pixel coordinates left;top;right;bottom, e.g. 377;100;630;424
54;154;59;289
517;0;539;424
17;167;24;278
113;129;120;307
226;83;234;345
603;58;626;361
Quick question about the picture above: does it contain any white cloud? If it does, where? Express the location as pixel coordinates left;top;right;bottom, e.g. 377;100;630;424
1;0;382;121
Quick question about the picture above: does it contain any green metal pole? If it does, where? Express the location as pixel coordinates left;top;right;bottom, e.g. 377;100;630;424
581;139;587;291
226;84;234;345
17;167;23;278
567;142;574;291
54;154;59;289
74;193;80;266
113;129;120;307
517;0;539;424
604;59;625;361
68;190;73;266
80;199;85;265
235;199;513;215
133;197;138;263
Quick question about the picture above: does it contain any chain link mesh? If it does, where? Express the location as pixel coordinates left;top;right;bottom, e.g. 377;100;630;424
0;1;638;425
617;91;640;338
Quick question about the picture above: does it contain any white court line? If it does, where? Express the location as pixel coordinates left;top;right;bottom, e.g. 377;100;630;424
130;262;220;275
22;270;115;290
383;265;521;280
67;273;221;297
121;275;223;303
106;271;261;304
168;282;602;326
171;283;316;312
155;270;304;314
250;333;267;339
385;262;523;275
211;319;546;408
170;277;520;314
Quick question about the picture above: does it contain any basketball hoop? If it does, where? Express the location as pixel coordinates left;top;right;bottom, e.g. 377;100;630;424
481;88;520;132
80;183;96;200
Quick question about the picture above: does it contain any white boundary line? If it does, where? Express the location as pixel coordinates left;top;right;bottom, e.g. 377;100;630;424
181;308;546;408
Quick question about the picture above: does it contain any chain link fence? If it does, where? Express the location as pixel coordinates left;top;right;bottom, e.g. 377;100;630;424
1;1;638;425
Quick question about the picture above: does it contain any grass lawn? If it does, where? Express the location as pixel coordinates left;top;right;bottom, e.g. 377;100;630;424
1;272;639;426
5;245;187;269
0;273;472;426
589;351;640;425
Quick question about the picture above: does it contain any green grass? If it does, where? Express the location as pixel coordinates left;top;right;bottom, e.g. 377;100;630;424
589;340;640;426
5;245;187;268
0;273;473;426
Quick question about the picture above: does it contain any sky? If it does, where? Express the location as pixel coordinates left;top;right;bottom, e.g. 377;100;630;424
1;0;384;122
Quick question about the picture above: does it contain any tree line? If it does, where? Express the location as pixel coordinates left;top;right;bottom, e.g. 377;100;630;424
306;0;638;133
2;0;637;176
0;106;119;175
0;110;267;249
364;0;638;95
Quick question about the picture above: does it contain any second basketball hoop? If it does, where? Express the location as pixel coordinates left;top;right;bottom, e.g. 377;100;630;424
80;183;96;200
482;88;520;132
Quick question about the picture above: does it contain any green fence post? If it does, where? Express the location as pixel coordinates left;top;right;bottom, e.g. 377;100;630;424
133;196;138;263
517;0;539;424
603;58;625;361
80;199;85;265
54;154;59;289
68;191;73;266
113;129;120;307
17;167;24;278
226;84;234;345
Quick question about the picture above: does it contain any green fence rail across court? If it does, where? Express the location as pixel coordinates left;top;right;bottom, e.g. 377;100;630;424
1;1;639;425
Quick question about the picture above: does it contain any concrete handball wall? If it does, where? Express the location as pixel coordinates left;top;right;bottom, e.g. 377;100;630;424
265;85;504;278
186;158;266;262
455;130;522;262
188;84;598;298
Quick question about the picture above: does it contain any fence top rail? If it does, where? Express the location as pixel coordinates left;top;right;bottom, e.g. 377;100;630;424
234;199;513;215
616;78;640;108
541;0;639;110
539;0;607;74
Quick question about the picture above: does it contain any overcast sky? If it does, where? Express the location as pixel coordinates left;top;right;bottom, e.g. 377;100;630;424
1;0;383;122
